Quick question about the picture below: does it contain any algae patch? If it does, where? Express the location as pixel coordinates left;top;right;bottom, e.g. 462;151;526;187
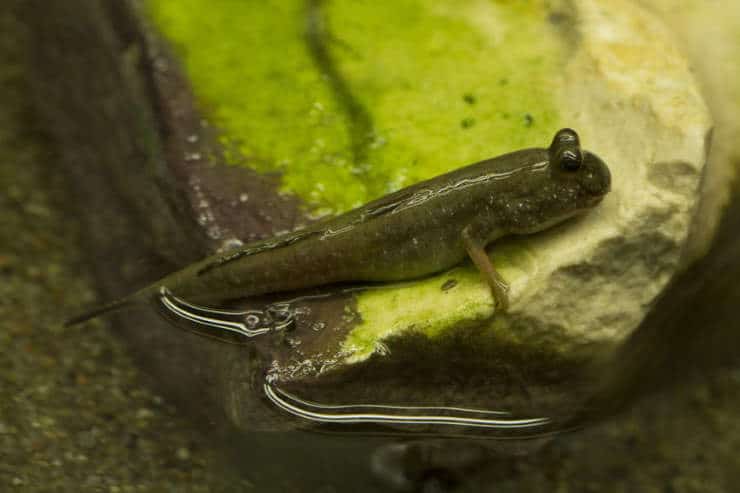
147;0;564;215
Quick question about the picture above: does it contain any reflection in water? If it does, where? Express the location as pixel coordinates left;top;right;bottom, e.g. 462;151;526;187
156;288;558;433
158;288;551;431
263;376;551;430
156;287;293;342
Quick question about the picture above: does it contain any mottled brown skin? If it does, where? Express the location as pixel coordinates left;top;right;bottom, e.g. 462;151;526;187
68;129;610;325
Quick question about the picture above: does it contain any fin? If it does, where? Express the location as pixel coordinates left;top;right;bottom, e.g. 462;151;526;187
64;294;139;327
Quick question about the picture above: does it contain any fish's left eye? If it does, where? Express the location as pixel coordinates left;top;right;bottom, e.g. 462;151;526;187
558;148;582;171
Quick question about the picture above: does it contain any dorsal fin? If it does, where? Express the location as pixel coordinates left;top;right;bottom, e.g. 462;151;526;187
196;229;320;275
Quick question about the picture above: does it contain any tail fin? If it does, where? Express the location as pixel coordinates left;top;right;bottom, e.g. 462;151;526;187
64;296;137;327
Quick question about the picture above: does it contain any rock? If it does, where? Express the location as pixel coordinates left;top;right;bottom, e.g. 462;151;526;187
572;0;740;421
154;0;709;356
25;0;711;433
149;0;710;369
150;0;710;427
508;0;712;348
344;0;711;359
639;0;740;260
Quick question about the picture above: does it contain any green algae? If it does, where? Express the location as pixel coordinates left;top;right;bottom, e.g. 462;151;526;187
147;0;564;215
146;0;567;361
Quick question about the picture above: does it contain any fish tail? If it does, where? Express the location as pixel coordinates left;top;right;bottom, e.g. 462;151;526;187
64;291;145;327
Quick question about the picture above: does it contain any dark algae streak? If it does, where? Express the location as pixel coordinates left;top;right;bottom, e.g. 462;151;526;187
305;0;374;167
67;129;611;334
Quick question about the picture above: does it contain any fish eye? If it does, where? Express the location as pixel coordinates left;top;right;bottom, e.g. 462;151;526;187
553;128;580;147
558;148;582;171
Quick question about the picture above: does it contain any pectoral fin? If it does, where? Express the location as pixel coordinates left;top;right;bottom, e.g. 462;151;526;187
462;226;509;311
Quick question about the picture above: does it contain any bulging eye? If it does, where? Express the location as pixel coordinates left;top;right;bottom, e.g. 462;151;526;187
558;148;582;171
549;128;583;171
554;128;580;147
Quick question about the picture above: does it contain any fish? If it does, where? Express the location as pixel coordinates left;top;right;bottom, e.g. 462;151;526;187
66;128;611;328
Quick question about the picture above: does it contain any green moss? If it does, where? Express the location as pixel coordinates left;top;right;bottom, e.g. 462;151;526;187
147;0;564;215
147;0;566;361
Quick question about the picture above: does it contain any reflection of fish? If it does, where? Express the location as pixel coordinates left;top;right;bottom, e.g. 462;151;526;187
155;288;293;342
263;376;550;429
66;129;611;327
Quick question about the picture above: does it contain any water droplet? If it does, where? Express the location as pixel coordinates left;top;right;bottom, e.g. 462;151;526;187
218;238;244;253
266;303;295;331
311;322;326;332
285;337;301;348
375;342;391;356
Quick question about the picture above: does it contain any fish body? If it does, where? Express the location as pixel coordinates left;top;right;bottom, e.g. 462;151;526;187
67;129;611;324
